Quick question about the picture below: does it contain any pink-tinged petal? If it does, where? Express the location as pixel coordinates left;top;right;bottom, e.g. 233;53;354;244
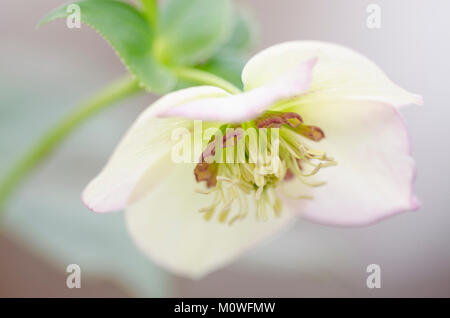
82;86;229;213
126;162;298;279
157;58;317;123
242;41;422;108
281;100;418;226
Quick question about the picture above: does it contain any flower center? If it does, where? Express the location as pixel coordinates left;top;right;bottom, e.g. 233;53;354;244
194;111;337;225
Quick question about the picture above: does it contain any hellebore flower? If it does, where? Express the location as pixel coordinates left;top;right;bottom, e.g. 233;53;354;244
83;41;422;278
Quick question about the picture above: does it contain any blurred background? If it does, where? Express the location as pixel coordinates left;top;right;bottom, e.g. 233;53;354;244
0;0;449;297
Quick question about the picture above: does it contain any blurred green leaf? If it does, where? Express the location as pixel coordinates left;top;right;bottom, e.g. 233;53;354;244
140;0;158;26
156;0;234;66
39;0;176;94
196;8;258;90
198;51;248;89
223;9;258;52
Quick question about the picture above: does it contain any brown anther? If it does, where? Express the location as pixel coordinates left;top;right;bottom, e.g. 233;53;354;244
256;116;285;128
295;125;325;142
194;162;218;188
256;112;303;129
281;112;303;128
199;128;243;163
195;128;243;187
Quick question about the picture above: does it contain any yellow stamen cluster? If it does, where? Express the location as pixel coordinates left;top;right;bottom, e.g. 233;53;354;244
195;113;337;225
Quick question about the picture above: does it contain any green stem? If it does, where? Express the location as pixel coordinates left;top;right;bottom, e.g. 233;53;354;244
0;75;141;211
174;67;242;95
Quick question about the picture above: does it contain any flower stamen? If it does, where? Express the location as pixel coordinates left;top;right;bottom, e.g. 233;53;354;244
194;111;337;225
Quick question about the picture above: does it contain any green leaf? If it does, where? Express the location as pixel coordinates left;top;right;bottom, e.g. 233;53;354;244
155;0;234;66
223;9;258;52
194;8;258;90
38;0;176;94
198;51;248;90
194;8;257;90
140;0;158;26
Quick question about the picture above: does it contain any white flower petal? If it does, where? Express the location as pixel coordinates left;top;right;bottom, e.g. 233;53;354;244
243;41;422;107
125;162;298;279
282;100;418;226
82;86;229;213
157;58;316;122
